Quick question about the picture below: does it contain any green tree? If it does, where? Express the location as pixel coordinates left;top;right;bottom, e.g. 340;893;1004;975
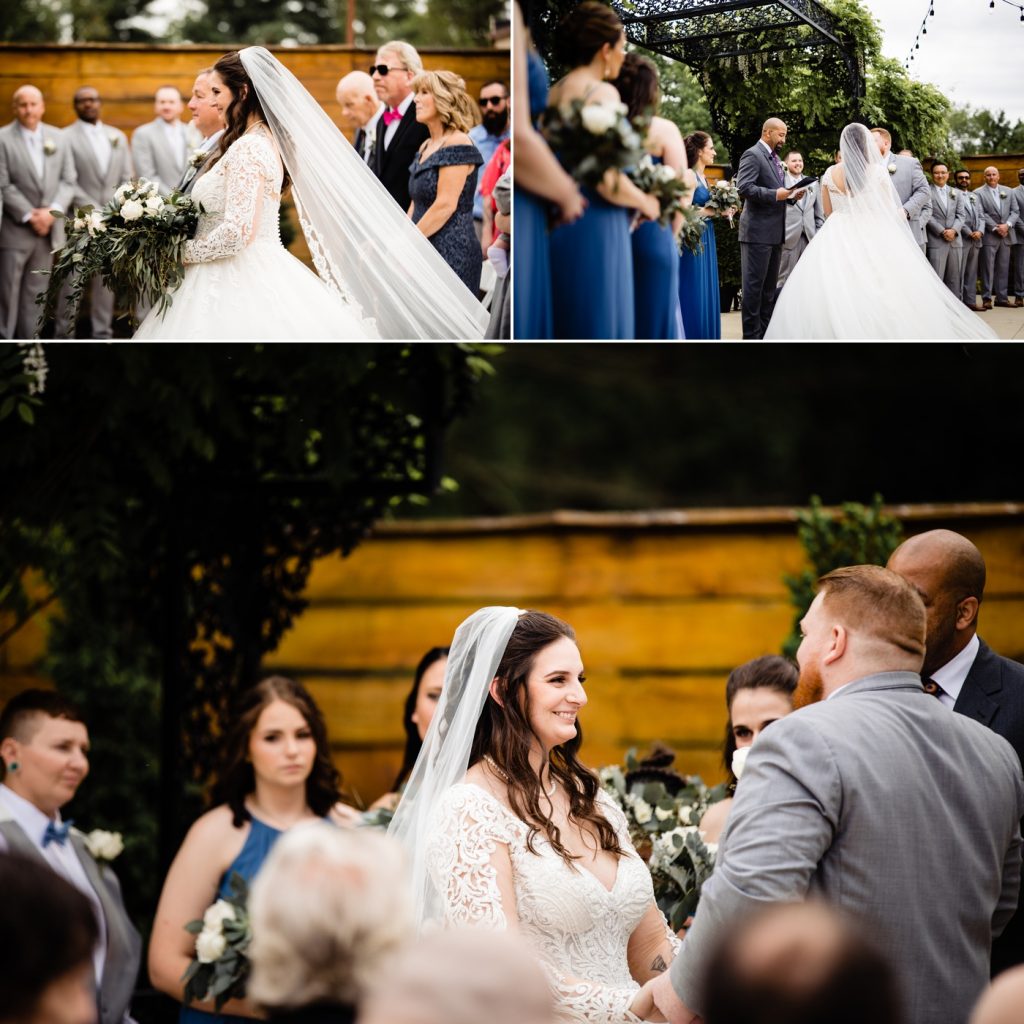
948;104;1024;157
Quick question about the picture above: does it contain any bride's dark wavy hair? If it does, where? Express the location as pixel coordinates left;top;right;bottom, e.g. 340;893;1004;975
211;50;291;192
468;611;625;866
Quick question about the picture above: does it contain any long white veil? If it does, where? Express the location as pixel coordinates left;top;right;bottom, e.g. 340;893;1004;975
838;122;903;219
239;46;488;340
387;606;523;933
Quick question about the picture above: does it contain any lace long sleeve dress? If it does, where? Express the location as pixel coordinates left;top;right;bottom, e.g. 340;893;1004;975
135;126;376;339
426;783;680;1024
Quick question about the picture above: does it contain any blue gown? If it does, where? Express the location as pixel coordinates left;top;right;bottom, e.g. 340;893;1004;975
513;49;554;339
678;178;721;340
632;155;683;340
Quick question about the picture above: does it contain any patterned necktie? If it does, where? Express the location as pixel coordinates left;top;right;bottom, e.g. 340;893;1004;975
770;148;784;184
42;819;73;847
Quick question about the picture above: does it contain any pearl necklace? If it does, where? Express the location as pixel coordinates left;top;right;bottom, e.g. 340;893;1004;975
484;754;556;798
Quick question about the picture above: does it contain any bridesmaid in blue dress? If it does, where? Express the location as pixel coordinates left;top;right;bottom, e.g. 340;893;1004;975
612;53;695;340
546;2;660;339
149;676;358;1023
678;132;735;340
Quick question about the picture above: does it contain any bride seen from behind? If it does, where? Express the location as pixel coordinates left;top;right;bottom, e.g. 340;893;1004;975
764;122;996;340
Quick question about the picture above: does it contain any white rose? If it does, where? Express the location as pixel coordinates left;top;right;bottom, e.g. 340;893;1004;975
202;899;236;930
88;211;107;234
715;179;731;190
145;196;164;212
678;803;694;825
633;798;653;824
656;165;676;184
655;804;674;821
120;199;144;221
195;928;227;964
114;184;130;203
580;104;617;135
84;828;123;861
73;217;86;230
732;745;750;780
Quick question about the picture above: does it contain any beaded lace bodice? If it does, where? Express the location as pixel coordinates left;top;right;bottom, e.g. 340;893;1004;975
822;166;851;214
184;126;283;264
427;783;679;1023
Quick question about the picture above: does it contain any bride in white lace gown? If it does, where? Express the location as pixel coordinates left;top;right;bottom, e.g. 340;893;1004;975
765;123;995;339
136;48;488;340
389;608;679;1024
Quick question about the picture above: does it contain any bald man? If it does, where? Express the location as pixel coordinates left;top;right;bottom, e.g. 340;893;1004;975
335;70;384;165
0;85;77;338
975;166;1019;309
889;529;1024;975
735;118;805;339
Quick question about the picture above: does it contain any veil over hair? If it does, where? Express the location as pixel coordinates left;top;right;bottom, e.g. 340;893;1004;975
238;47;488;340
838;123;901;213
388;606;523;932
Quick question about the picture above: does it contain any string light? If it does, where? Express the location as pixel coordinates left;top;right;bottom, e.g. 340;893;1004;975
904;0;1024;71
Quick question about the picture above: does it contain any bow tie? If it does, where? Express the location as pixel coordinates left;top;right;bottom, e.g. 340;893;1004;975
382;108;403;127
42;819;73;847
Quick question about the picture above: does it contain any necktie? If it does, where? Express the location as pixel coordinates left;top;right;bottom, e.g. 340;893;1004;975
382;108;403;127
922;678;944;700
42;819;73;847
770;149;784;184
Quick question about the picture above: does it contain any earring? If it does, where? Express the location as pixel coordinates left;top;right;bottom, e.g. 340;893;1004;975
6;761;18;772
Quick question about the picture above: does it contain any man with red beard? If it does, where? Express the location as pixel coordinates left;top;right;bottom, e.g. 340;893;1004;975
652;565;1023;1024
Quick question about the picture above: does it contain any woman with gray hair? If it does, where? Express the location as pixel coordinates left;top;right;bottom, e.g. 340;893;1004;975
247;823;410;1022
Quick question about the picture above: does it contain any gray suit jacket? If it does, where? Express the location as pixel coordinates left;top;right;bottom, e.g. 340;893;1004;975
0;120;76;252
960;187;985;247
926;184;965;248
130;118;188;195
976;185;1020;248
63;120;134;211
884;154;931;244
782;171;824;250
669;671;1024;1024
736;141;787;245
1009;185;1024;245
0;810;142;1024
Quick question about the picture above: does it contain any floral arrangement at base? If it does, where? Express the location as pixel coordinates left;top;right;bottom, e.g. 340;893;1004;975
540;99;646;190
182;872;252;1011
599;744;728;931
629;154;691;228
704;179;742;228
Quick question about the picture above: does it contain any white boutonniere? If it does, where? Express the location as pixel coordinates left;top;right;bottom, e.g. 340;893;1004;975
43;138;56;156
188;148;207;168
83;828;124;864
1000;191;1008;199
887;163;897;175
108;133;120;148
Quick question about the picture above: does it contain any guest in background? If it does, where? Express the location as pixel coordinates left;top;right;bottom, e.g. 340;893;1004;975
613;52;692;340
479;135;511;251
956;168;985;311
485;166;512;339
0;85;76;339
409;70;483;294
975;166;1019;310
510;0;584;339
547;1;659;339
371;41;429;210
0;690;141;1024
468;80;510;246
131;86;188;195
248;824;409;1024
0;853;99;1024
926;161;966;300
776;149;823;294
1009;168;1024;307
678;131;728;339
178;70;224;194
335;70;384;166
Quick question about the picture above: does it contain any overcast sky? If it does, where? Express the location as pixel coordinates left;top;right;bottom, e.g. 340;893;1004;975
859;0;1024;122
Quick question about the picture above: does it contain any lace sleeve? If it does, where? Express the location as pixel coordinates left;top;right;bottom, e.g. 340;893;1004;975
183;135;278;264
427;785;648;1024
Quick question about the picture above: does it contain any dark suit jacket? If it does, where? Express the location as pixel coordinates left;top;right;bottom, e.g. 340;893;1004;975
736;141;787;246
373;108;429;211
956;638;1024;975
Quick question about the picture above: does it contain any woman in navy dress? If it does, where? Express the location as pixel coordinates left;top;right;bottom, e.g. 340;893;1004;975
149;676;358;1023
408;70;483;295
678;131;734;340
613;54;694;340
546;2;660;340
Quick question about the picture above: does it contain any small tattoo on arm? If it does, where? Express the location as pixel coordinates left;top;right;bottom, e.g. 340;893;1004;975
651;955;667;973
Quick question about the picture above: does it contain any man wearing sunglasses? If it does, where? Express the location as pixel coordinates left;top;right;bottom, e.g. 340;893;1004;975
469;80;510;245
369;40;429;210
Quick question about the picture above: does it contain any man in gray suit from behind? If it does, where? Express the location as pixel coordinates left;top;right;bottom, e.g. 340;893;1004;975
131;86;188;196
956;168;986;310
652;565;1023;1024
62;86;133;338
776;149;823;293
871;127;931;253
0;85;77;338
735;117;805;339
925;160;965;299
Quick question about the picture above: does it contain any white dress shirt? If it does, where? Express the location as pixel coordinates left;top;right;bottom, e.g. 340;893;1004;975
930;633;980;709
363;103;385;163
83;120;113;176
0;784;107;983
159;117;187;163
383;92;415;150
18;123;45;179
935;184;948;213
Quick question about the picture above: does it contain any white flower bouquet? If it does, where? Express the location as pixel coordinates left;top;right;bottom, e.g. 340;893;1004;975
704;178;741;228
182;872;251;1011
540;99;645;189
37;177;203;334
628;154;691;228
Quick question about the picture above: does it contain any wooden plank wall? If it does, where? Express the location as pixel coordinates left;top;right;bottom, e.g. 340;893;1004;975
3;505;1022;807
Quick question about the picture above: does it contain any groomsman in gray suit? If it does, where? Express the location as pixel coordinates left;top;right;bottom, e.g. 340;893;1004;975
870;127;931;253
0;85;77;338
956;168;985;310
336;70;385;166
1010;168;1024;307
62;87;133;338
776;149;823;293
735;118;806;339
131;86;188;195
652;565;1023;1024
177;69;224;195
925;161;965;298
975;166;1019;309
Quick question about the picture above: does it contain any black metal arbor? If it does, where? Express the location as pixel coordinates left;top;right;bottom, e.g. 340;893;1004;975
612;0;865;163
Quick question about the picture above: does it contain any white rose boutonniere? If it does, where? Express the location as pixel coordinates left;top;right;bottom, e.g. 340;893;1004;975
108;133;120;148
84;828;124;863
1000;191;1008;200
43;139;56;156
188;148;207;168
887;163;897;175
731;745;751;780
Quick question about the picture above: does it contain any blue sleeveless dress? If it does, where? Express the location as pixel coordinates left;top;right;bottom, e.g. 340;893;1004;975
513;49;554;339
632;155;683;340
677;177;722;340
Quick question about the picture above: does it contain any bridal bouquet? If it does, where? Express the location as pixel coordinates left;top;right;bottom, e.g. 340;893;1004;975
37;178;202;334
599;745;728;930
540;99;645;190
628;154;690;228
704;178;741;228
182;872;251;1011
